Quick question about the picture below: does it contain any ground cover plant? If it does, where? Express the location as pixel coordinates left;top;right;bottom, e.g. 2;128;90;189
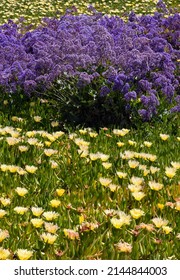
0;1;179;260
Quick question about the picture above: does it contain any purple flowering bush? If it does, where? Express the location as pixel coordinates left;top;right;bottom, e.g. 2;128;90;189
0;1;179;127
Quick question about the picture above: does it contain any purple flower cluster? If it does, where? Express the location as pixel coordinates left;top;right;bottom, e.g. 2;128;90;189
0;1;179;120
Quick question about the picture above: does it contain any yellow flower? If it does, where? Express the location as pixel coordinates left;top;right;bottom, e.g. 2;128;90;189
99;177;112;187
160;133;169;140
116;171;127;178
26;131;36;137
132;192;146;201
16;249;33;260
44;149;58;157
128;184;142;192
177;137;180;141
0;247;10;260
3;100;8;105
162;226;173;234
49;199;61;208
79;214;85;224
113;129;129;136
102;162;112;169
27;138;38;145
6;137;20;145
171;161;180;169
41;233;57;244
51;121;59;127
130;176;144;186
165;167;176;178
152;217;168;228
15;187;28;197
157;203;165;210
175;202;180;211
117;141;124;147
14;207;28;215
79;129;87;135
0;197;11;206
18;145;29;152
17;167;27;175
31;207;44;217
115;241;132;253
128;160;139;168
33;116;42;122
128;140;137;146
43;211;59;221
45;141;52;147
63;229;79;240
44;222;59;234
130;209;145;219
25;165;38;173
0;229;9;242
31;218;44;228
56;188;65;197
148;154;157;162
109;184;119;192
139;223;155;232
150;166;160;174
8;165;19;173
89;132;98;138
144;141;152;147
50;160;58;169
1;164;9;172
0;210;7;218
98;153;109;162
89;153;99;161
149;181;163;191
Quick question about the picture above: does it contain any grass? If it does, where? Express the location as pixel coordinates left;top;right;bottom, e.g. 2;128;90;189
0;97;179;260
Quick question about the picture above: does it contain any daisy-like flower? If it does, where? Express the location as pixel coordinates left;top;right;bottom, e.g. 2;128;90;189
14;207;28;215
152;217;169;228
175;202;180;211
115;241;132;253
128;140;137;146
130;176;144;186
89;132;98;138
160;133;169;141
17;167;27;175
26;131;36;137
171;161;180;169
165;167;176;179
44;222;59;234
162;226;173;234
149;181;163;191
89;153;99;161
111;216;129;229
102;162;112;169
27;138;39;146
0;197;11;206
51;121;59;127
44;149;58;157
128;184;142;193
132;192;146;201
6;137;20;146
116;171;127;179
33;116;42;122
0;229;9;242
130;209;145;219
143;141;152;147
98;153;109;162
18;145;29;152
157;203;165;210
128;160;139;168
49;199;61;208
31;207;44;217
80;222;99;231
99;177;112;187
1;164;9;172
63;229;79;240
0;247;11;260
138;223;155;232
56;189;65;197
15;187;28;197
25;165;38;173
0;210;7;218
50;160;58;169
16;249;33;260
41;233;57;244
150;166;160;174
113;129;129;136
43;211;59;221
117;141;124;147
108;184;119;192
31;218;44;228
8;165;19;173
78;149;89;158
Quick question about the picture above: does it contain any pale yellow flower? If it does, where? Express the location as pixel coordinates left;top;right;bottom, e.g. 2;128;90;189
130;176;144;186
18;145;29;152
79;214;85;224
128;160;139;168
98;152;109;162
117;141;124;147
43;211;59;221
165;167;176;178
25;165;38;173
113;129;129;136
63;229;79;240
27;138;38;145
144;141;152;147
31;218;44;228
99;177;112;187
6;137;20;146
1;164;9;172
177;137;180;141
130;209;145;219
50;160;58;169
45;141;52;147
128;140;137;146
171;161;180;169
3;100;8;105
102;162;112;169
17;167;27;175
41;233;57;244
49;199;61;208
51;121;59;127
0;197;11;206
56;189;65;197
157;203;165;210
128;184;142;193
78;149;89;158
108;184;119;192
89;153;99;161
116;171;127;178
0;229;9;242
120;150;135;159
175;202;180;211
14;207;28;215
150;166;160;174
15;187;28;197
8;165;19;173
162;226;173;234
11;116;23;122
0;210;7;218
152;217;169;228
115;241;132;253
149;181;163;191
33;116;42;122
16;249;33;260
44;222;59;234
0;247;10;260
160;133;169;140
26;131;36;137
80;222;99;231
139;223;155;232
44;149;58;157
89;132;98;138
31;207;44;217
79;129;87;135
132;192;146;201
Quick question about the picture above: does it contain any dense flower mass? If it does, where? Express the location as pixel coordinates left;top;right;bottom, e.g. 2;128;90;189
0;1;179;122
